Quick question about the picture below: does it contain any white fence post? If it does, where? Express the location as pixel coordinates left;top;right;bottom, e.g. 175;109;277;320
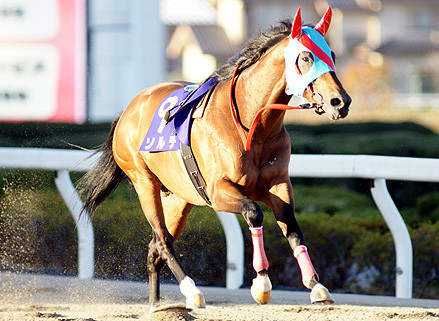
216;211;244;289
370;178;413;298
54;170;94;279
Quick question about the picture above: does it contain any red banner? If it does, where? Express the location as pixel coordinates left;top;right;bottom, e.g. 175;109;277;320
0;0;87;123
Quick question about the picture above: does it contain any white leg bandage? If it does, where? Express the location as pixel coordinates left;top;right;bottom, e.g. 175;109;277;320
179;276;202;298
179;276;205;308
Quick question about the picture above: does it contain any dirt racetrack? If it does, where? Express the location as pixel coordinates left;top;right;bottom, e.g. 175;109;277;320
1;272;438;321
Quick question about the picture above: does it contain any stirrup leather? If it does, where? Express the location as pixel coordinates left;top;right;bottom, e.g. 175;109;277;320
180;142;211;206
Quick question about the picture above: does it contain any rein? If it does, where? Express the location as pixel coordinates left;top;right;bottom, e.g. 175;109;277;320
229;65;308;151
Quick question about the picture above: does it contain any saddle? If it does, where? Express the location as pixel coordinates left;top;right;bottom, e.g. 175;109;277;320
139;78;217;152
139;79;217;205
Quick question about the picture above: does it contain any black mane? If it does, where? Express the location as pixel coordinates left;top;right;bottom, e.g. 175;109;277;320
209;18;293;84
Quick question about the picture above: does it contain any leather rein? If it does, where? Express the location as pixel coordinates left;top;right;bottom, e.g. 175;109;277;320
229;64;318;151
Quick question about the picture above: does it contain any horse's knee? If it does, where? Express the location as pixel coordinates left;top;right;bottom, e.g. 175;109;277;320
242;200;263;227
149;232;175;261
154;233;176;263
147;238;164;274
152;231;188;282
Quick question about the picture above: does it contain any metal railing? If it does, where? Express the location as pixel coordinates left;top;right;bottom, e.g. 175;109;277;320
1;148;439;298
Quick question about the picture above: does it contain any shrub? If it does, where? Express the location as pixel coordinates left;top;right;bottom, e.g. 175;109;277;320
414;191;439;223
410;222;439;298
287;122;439;212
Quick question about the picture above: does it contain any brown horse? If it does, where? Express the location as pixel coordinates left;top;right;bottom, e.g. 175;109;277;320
78;7;351;312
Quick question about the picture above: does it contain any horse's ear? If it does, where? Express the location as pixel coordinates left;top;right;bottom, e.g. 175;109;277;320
314;7;332;37
290;6;302;39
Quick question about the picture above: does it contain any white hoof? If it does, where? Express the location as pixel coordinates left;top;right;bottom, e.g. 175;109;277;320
179;277;206;309
310;283;334;305
186;293;206;309
250;273;272;304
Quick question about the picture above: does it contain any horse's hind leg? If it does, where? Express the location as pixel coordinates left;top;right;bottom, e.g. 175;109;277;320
147;234;164;310
147;191;197;311
134;176;204;311
116;144;204;309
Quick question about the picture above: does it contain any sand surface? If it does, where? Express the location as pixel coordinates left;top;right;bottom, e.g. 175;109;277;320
1;272;438;320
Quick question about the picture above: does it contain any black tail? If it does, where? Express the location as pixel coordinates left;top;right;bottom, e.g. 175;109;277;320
77;117;125;216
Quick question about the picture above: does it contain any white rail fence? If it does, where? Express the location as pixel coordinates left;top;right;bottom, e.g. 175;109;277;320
1;148;439;299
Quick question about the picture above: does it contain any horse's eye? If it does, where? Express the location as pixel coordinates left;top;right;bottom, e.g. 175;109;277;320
302;57;310;63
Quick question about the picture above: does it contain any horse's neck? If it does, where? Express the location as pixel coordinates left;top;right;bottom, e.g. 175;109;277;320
235;39;290;136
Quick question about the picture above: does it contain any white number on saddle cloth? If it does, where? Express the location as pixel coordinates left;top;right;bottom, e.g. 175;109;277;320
157;96;178;134
143;137;155;150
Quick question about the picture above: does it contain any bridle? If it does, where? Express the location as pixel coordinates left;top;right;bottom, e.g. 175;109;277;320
229;64;323;151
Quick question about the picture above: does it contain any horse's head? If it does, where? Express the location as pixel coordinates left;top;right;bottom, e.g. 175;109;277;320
284;7;351;120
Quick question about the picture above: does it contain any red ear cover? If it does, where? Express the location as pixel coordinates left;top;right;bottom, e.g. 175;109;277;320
314;7;332;37
290;6;303;39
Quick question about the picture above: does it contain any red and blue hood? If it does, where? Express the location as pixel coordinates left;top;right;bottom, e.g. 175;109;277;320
284;7;336;96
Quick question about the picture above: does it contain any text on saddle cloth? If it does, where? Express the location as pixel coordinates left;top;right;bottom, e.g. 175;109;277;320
139;77;218;152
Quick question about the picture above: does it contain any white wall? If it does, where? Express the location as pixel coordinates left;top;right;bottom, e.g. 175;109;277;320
88;0;164;122
378;5;407;43
246;1;317;38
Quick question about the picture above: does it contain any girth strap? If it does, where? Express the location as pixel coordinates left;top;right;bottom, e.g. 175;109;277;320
180;142;212;206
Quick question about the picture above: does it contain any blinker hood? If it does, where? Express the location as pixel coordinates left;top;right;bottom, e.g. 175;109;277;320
284;8;336;97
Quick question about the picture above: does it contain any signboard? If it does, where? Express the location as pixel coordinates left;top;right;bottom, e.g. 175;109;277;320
0;0;87;123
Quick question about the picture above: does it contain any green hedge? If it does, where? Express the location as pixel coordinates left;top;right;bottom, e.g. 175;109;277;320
1;121;438;156
286;121;439;157
0;122;111;149
286;122;439;211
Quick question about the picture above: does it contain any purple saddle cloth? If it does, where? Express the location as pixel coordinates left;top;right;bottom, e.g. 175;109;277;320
139;78;218;152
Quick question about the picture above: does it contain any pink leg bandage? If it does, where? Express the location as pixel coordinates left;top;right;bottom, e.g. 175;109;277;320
294;245;318;289
249;227;269;272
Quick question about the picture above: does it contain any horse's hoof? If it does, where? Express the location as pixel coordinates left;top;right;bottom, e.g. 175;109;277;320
251;285;271;304
186;293;206;309
250;272;272;304
310;283;334;305
180;276;205;308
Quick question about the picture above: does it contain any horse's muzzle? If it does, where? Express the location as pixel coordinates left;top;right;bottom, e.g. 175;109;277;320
324;91;351;120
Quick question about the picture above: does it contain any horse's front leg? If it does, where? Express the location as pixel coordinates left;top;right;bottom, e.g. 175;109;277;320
268;180;334;305
212;181;272;304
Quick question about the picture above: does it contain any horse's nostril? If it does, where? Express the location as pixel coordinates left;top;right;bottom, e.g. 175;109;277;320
330;98;342;108
339;107;349;118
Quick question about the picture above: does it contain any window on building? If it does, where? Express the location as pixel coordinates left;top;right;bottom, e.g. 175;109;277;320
410;8;439;30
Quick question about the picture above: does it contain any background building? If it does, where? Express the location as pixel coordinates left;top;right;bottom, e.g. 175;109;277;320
88;0;164;121
164;0;439;109
1;0;438;123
